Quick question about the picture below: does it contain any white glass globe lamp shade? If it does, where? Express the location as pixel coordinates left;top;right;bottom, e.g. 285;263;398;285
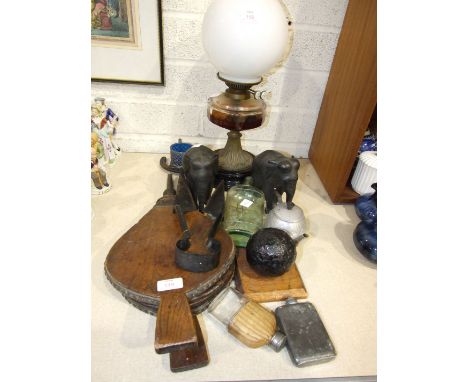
202;0;289;84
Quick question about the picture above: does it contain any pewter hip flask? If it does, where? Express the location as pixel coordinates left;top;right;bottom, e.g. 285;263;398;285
275;298;336;367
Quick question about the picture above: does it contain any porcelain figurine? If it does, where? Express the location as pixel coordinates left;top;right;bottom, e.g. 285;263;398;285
252;150;300;213
91;132;105;164
91;97;106;126
91;146;111;194
91;97;121;166
182;145;218;212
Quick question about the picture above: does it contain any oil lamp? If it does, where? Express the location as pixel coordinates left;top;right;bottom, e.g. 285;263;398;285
202;0;289;188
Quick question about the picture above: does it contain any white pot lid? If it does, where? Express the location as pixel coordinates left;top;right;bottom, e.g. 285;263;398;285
359;151;377;169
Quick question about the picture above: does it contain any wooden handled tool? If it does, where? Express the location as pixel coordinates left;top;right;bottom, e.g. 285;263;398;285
169;315;209;372
104;175;234;365
155;290;197;354
105;207;235;357
155;174;177;206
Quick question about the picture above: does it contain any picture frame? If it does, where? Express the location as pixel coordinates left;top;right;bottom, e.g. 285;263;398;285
91;0;165;85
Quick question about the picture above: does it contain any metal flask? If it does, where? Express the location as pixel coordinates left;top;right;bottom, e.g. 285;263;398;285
265;202;307;241
275;298;336;367
208;287;286;352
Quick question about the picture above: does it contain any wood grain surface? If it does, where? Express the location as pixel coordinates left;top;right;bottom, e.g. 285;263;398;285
228;301;276;348
104;204;235;354
170;316;209;372
179;213;216;255
104;205;235;305
175;212;221;273
308;0;377;203
120;263;236;316
155;291;197;353
235;248;307;302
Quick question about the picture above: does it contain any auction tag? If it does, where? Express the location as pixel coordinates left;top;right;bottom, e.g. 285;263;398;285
157;277;183;292
241;10;258;24
240;199;253;208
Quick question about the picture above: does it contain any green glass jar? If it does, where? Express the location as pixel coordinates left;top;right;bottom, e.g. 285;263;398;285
223;177;265;247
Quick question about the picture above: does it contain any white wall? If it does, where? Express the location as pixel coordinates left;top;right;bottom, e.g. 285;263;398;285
91;0;349;158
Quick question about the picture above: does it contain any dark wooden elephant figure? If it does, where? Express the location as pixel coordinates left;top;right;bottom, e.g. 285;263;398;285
252;150;300;213
182;145;218;211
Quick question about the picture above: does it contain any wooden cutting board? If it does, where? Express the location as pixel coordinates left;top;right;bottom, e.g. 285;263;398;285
105;204;235;353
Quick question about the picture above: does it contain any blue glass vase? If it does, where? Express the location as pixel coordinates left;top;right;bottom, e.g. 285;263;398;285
353;183;377;263
359;135;377;153
353;220;377;264
170;140;193;168
160;138;193;173
355;183;377;222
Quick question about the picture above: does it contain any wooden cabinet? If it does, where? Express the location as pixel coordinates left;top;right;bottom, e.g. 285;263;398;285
308;0;377;203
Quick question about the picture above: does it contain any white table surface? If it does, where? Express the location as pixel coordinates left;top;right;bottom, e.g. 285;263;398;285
92;152;376;382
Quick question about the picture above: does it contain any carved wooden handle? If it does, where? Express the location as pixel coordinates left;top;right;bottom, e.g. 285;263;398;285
228;301;277;348
169;315;209;372
154;291;197;354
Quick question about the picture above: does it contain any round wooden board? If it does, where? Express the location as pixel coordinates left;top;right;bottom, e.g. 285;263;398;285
104;205;236;306
123;265;235;316
108;261;235;314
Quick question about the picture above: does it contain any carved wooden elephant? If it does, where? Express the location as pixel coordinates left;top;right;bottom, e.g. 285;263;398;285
182;145;218;211
252;150;300;213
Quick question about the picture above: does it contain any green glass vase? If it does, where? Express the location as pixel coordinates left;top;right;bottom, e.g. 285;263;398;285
223;177;265;247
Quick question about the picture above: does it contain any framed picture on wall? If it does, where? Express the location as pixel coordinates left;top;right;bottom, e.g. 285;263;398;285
91;0;165;85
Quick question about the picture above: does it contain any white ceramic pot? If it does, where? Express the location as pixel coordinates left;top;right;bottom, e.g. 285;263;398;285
351;151;377;195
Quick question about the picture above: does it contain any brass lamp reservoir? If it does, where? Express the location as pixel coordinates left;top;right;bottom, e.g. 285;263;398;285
207;75;266;131
208;89;266;131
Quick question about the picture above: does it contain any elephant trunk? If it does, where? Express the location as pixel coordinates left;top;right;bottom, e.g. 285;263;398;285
194;178;214;212
285;181;297;209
